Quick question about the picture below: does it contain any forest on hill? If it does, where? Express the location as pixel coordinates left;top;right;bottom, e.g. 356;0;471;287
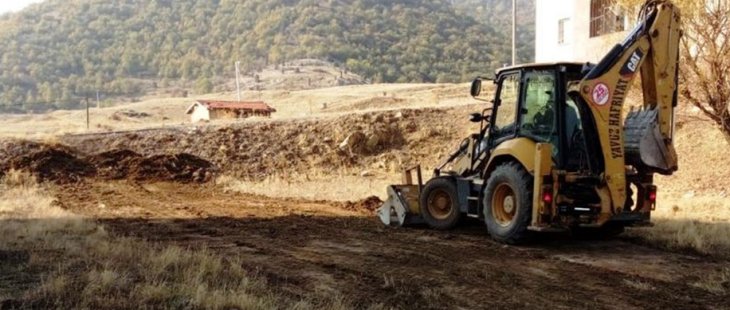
0;0;535;112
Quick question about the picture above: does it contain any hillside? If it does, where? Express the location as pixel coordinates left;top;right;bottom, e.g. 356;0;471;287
454;0;536;65
0;0;535;112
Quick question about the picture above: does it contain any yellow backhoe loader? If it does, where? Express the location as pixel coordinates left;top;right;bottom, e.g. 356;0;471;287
377;0;681;243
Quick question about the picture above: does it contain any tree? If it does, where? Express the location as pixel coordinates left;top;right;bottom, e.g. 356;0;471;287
195;77;214;94
677;1;730;140
0;0;534;112
616;0;730;140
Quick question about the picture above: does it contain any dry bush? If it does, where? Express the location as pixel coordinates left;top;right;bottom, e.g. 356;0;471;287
627;194;730;257
0;170;351;309
0;170;88;232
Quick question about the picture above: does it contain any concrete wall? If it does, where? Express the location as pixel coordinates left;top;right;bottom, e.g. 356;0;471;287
535;0;578;62
535;0;629;64
190;104;210;123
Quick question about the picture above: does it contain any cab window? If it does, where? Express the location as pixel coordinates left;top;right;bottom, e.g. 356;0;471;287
493;73;520;138
565;96;583;146
520;70;556;143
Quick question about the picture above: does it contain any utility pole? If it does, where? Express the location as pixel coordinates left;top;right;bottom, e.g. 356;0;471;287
235;61;242;102
512;0;517;66
85;97;90;130
96;90;100;110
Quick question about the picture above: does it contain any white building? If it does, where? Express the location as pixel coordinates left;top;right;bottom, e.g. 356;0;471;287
185;100;276;123
535;0;631;63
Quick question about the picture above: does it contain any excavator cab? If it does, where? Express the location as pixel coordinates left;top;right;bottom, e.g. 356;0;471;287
483;66;583;168
441;66;587;177
378;0;681;244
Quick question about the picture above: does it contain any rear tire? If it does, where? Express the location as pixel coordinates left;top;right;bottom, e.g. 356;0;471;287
483;162;533;244
420;177;461;230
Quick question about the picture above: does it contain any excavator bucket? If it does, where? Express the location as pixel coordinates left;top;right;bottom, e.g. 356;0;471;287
624;108;678;175
376;165;425;226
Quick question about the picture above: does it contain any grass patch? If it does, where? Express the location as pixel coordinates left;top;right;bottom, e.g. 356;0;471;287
627;194;730;258
0;170;350;309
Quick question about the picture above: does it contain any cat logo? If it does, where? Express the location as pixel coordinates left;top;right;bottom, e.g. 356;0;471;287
620;49;644;77
627;52;641;72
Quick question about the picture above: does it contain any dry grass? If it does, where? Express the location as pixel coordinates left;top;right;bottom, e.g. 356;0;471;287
692;267;730;295
0;170;351;309
0;170;89;235
622;279;655;291
25;240;282;309
0;83;476;137
627;194;730;259
217;171;398;202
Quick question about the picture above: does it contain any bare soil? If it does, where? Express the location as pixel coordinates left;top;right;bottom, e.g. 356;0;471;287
0;140;95;183
0;140;213;184
51;181;729;309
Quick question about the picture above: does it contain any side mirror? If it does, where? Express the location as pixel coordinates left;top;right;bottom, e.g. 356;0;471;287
469;112;483;123
470;78;482;97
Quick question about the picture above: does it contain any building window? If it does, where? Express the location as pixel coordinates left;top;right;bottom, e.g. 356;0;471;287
558;18;569;44
590;0;625;37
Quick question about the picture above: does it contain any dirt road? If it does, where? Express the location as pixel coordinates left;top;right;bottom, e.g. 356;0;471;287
54;181;728;309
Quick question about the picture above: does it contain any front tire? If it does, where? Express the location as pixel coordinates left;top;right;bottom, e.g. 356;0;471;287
483;162;533;244
420;177;461;230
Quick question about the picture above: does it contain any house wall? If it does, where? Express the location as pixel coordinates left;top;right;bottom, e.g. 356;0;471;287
535;0;629;63
210;109;239;120
535;0;577;62
190;105;210;122
190;106;273;122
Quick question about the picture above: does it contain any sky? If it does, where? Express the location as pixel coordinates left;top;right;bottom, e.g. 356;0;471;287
0;0;43;14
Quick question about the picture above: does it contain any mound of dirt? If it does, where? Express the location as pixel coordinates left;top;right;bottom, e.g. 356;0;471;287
0;139;215;184
338;117;406;155
85;149;214;183
7;147;95;183
129;153;214;183
88;149;144;180
60;107;474;181
342;196;383;212
110;109;152;121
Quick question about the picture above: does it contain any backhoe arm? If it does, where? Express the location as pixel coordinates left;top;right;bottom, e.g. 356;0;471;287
574;0;681;213
639;1;681;138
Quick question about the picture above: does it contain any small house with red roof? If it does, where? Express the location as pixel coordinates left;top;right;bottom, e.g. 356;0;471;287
186;100;276;122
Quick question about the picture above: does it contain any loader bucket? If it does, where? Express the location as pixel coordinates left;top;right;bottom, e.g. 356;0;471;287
624;108;678;175
377;165;425;227
376;185;423;226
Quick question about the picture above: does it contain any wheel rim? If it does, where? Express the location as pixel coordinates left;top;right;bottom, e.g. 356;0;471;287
427;189;453;220
492;183;517;227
